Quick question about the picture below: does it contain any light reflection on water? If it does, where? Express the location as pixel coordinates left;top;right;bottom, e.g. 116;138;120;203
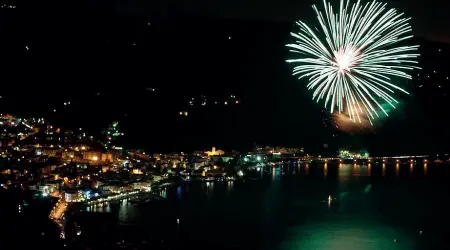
396;163;400;178
277;162;433;250
160;188;167;198
79;162;437;249
227;181;234;193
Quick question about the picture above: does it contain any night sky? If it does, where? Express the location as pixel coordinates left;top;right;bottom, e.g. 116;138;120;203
0;0;449;155
115;0;450;44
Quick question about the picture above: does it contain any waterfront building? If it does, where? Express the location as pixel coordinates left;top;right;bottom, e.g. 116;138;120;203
65;189;79;202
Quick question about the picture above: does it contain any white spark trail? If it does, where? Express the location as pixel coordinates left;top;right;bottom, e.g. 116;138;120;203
286;0;420;122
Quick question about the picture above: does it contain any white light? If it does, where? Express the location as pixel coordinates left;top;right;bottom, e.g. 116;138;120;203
334;47;357;73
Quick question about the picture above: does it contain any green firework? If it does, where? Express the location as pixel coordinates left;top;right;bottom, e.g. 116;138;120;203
286;0;420;124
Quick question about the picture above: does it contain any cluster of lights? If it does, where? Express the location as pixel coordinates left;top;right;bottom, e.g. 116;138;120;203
1;4;16;9
188;95;240;107
415;47;450;96
86;190;142;205
102;122;124;149
48;198;67;239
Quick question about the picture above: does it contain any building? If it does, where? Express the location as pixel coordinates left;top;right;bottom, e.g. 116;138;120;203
82;151;101;162
130;152;150;160
193;158;208;169
36;147;62;157
65;189;79;202
101;152;115;162
206;147;224;157
62;149;78;160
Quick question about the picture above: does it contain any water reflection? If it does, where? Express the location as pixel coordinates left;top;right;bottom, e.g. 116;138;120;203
395;164;400;178
352;163;360;177
74;161;444;250
205;182;214;197
226;181;234;193
272;167;276;182
177;186;182;200
325;162;430;180
160;188;167;198
409;163;414;178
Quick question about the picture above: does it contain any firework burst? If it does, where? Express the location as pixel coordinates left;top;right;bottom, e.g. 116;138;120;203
286;0;420;124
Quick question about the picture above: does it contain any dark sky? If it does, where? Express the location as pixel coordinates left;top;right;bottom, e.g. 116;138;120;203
118;0;450;44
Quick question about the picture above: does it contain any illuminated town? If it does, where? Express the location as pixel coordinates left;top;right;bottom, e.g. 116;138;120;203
0;112;437;240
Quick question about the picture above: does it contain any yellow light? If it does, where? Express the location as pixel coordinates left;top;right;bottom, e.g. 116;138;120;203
81;146;86;150
92;156;98;161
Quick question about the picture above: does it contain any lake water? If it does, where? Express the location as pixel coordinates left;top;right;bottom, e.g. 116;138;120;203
80;163;450;249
